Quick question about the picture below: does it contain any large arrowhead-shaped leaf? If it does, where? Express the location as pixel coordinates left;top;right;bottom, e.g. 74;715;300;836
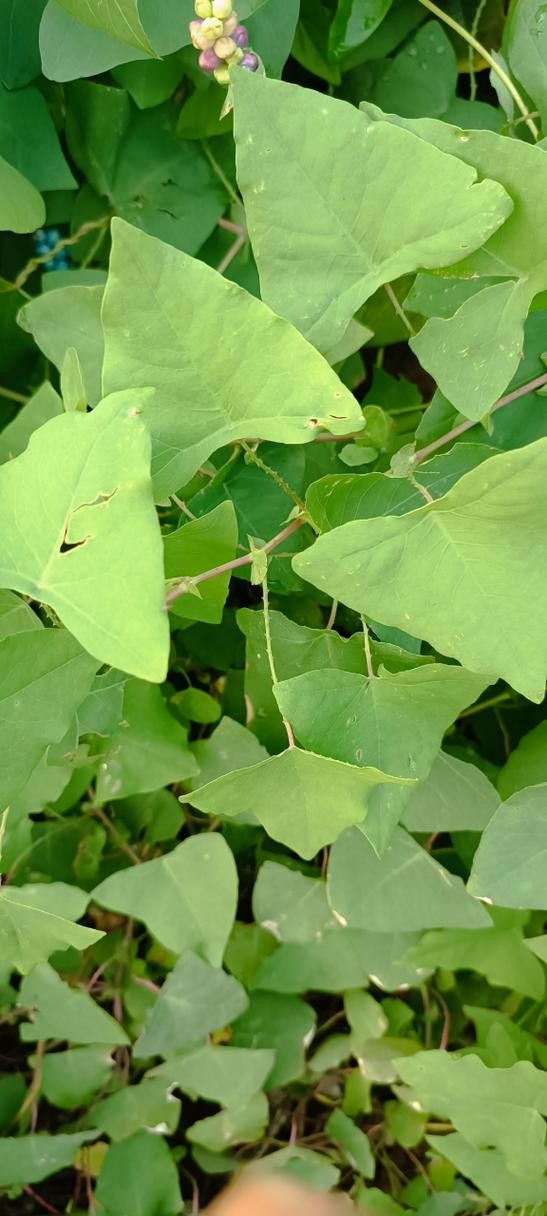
95;678;198;800
0;629;98;810
0;887;103;974
0;1132;97;1188
402;751;499;833
188;747;413;860
93;834;237;963
328;826;489;931
294;439;547;701
507;0;547;131
397;1051;547;1180
468;784;547;910
406;927;545;999
95;1133;183;1216
101;220;364;500
19;284;104;405
360;104;547;417
0;153;45;232
19;963;129;1045
275;665;488;848
149;1045;275;1108
133;952;248;1058
0;392;169;681
56;0;156;55
232;72;512;353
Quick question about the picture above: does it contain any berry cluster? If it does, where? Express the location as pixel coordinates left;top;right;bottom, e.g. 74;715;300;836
189;0;259;85
33;228;70;271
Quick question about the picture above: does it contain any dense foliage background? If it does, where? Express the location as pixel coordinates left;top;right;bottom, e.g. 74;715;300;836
1;0;547;1212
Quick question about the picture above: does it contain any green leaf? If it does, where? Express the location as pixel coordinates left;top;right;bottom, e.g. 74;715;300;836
0;629;97;810
231;992;316;1087
0;383;63;463
329;0;395;59
372;22;457;119
0;80;75;190
0;590;42;640
0;393;169;681
326;1108;375;1178
397;1051;547;1179
95;678;198;801
0;887;102;974
133;952;248;1059
275;665;488;848
410;278;531;423
360;104;547;416
19;962;129;1045
426;1131;547;1208
77;668;125;736
233;72;511;352
40;1046;114;1109
507;0;547;131
0;0;47;88
190;716;269;787
294;440;547;701
0;1132;96;1188
497;720;547;797
93;834;237;963
56;0;156;55
468;784;547;909
187;1091;269;1152
90;1077;181;1140
0;153;44;232
148;1045;275;1107
174;687;220;724
328;826;489;931
19;285;104;405
402;751;500;833
237;607;367;751
40;0;189;81
95;1132;183;1216
253;861;336;943
101;219;364;500
406;927;545;999
189;747;413;860
165;503;238;624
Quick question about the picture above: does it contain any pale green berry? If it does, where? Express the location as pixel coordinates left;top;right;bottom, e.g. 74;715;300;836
214;64;231;84
212;0;233;17
194;0;212;15
201;16;224;38
214;34;236;59
227;46;244;64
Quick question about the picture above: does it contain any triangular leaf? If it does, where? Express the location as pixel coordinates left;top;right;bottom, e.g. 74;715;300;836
327;826;490;931
93;834;237;964
101;219;364;499
188;747;413;859
294;439;547;701
19;963;129;1045
233;72;511;352
0;392;169;681
468;784;547;909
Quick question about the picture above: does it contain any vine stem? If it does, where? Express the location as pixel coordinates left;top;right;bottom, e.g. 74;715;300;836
361;616;375;679
417;0;540;140
262;571;295;749
412;370;547;464
165;517;305;605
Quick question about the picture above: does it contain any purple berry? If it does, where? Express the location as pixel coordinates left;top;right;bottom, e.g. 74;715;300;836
241;51;259;71
199;47;222;70
233;24;249;48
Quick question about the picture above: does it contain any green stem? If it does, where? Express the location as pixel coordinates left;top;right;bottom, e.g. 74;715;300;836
202;140;241;207
262;572;295;749
469;0;488;101
361;616;375;679
242;441;307;513
384;282;416;337
0;385;28;404
417;0;540;140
